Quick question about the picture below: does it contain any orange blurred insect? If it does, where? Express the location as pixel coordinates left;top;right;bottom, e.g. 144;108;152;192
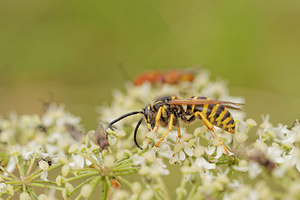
109;95;243;155
133;70;195;86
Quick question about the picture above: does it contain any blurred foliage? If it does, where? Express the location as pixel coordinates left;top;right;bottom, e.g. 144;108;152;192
0;0;300;129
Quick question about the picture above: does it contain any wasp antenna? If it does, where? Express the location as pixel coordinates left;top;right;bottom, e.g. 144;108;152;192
134;118;143;150
109;111;143;130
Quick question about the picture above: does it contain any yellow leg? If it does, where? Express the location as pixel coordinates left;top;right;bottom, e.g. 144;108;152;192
177;127;181;144
154;107;163;132
155;114;175;147
196;112;230;155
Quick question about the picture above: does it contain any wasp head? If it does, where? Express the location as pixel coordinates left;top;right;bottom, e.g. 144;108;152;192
143;105;156;131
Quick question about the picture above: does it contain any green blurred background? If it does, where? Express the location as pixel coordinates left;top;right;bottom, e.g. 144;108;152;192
0;0;299;130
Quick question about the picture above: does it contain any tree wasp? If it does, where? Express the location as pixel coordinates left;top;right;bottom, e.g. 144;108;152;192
109;96;243;155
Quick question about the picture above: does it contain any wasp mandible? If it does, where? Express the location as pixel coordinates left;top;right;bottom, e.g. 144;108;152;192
109;96;243;155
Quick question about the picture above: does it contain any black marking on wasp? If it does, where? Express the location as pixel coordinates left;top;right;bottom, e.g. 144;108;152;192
108;95;243;154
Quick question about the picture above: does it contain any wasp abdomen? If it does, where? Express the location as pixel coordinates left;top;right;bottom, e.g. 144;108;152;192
187;96;235;134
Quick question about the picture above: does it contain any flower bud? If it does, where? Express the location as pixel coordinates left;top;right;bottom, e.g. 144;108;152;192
131;182;142;194
68;144;78;153
104;155;115;168
247;119;257;127
140;190;153;200
38;194;48;200
19;192;31;200
65;182;74;193
56;175;64;186
38;160;49;171
81;184;92;198
61;165;70;177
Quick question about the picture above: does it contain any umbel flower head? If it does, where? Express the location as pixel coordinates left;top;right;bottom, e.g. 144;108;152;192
0;69;300;199
97;69;300;200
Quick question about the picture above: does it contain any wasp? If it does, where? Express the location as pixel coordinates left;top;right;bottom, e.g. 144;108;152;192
109;96;243;155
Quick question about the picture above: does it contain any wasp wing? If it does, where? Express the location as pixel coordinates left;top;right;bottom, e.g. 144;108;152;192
169;99;244;110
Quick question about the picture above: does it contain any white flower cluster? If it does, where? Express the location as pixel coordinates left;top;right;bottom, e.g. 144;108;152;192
97;69;300;200
0;104;83;199
1;69;300;199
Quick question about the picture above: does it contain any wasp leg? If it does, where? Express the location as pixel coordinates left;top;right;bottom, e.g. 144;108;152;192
177;127;181;144
155;114;175;147
154;107;163;132
194;112;230;155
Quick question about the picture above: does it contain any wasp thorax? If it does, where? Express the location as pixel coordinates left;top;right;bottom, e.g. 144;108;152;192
143;105;156;130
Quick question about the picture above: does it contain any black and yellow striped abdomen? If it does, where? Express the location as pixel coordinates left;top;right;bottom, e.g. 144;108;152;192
186;96;235;134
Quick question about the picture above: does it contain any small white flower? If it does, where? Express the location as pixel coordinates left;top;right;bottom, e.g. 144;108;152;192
144;149;156;163
205;146;216;156
131;154;145;166
194;145;205;157
195;157;216;170
273;124;296;147
40;171;48;181
248;161;262;179
140;190;153;200
215;146;225;159
139;165;151;175
260;115;273;130
0;183;6;192
266;143;285;163
246;119;257;127
6;156;16;173
69;154;85;168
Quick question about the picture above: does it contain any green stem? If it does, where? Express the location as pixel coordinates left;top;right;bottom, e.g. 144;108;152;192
86;176;102;199
26;154;37;177
149;184;164;200
74;168;98;173
112;167;139;173
105;176;113;192
114;171;137;176
3;181;21;185
67;176;96;198
32;180;57;185
156;176;170;200
113;159;132;168
102;178;108;200
113;163;135;170
117;176;132;188
28;187;38;200
64;172;99;183
75;194;82;200
78;152;102;169
15;155;25;179
31;183;63;191
28;168;42;181
187;176;199;200
0;165;20;181
0;174;14;181
29;163;62;180
176;176;187;200
113;138;120;153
